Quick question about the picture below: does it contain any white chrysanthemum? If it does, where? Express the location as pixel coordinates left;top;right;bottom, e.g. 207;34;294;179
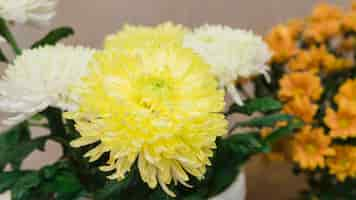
183;25;272;105
0;0;57;26
0;44;95;125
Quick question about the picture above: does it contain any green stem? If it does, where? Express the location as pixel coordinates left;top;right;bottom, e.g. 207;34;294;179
5;30;21;55
41;107;66;137
0;17;21;55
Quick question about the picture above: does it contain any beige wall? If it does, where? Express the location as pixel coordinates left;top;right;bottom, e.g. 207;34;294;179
10;0;350;49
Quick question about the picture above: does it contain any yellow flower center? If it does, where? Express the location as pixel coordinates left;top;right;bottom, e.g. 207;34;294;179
306;143;316;153
339;119;350;128
199;35;215;43
136;76;174;113
294;88;306;97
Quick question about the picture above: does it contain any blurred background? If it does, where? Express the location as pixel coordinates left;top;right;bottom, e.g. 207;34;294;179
0;0;352;199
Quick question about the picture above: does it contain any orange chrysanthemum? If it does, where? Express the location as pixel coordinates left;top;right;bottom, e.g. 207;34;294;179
287;48;319;72
353;0;356;11
342;12;356;32
287;45;352;73
335;79;356;115
339;36;356;52
287;19;305;37
310;3;343;22
324;107;356;139
327;145;356;181
303;4;342;43
265;25;299;63
292;126;335;170
278;72;323;101
304;20;341;43
283;97;318;123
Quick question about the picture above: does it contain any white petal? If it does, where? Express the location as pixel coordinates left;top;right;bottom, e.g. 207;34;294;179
226;83;244;106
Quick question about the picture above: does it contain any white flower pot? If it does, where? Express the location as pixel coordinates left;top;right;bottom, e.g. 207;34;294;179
0;191;10;200
209;172;246;200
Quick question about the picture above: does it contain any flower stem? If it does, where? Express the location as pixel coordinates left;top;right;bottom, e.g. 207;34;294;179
0;17;22;55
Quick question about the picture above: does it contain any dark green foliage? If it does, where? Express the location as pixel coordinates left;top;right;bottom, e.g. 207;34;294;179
0;171;25;193
300;171;356;200
31;27;75;49
0;161;84;200
254;63;285;98
264;118;304;144
230;114;293;132
94;176;133;200
0;122;47;171
226;97;282;116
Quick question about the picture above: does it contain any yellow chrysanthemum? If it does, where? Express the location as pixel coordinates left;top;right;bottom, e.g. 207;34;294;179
66;46;227;196
104;22;187;50
292;126;335;170
327;145;356;181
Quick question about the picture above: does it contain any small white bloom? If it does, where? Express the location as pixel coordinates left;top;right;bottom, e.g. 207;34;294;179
0;44;95;125
183;25;272;105
0;0;57;26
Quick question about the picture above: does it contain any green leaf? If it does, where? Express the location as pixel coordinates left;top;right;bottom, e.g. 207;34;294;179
201;138;242;197
230;114;292;132
5;137;48;170
208;166;239;197
148;188;173;200
0;122;34;170
41;161;70;179
182;193;205;200
0;17;21;55
12;172;41;200
0;122;48;170
264;118;304;144
41;107;67;138
41;171;82;194
31;27;74;49
227;133;270;155
226;97;282;116
0;171;24;193
94;176;133;200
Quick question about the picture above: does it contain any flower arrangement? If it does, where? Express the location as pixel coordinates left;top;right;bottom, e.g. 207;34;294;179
0;1;301;200
262;1;356;199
